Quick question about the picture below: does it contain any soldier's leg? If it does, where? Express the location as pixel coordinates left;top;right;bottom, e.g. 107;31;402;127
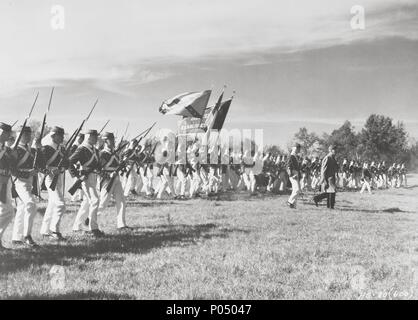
86;174;100;231
14;178;37;238
0;181;14;243
72;189;90;231
98;179;112;215
113;178;127;228
43;174;66;235
40;183;54;235
157;176;167;199
288;177;300;205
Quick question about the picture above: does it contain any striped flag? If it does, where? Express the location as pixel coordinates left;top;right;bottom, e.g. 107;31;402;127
159;90;211;118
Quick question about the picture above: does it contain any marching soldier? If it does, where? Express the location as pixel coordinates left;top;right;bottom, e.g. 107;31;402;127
40;126;68;241
97;132;129;230
69;129;104;237
70;133;85;202
0;123;16;249
400;163;407;187
11;126;43;246
360;162;372;194
286;143;301;209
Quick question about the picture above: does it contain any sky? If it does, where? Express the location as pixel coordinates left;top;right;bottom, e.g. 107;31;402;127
0;0;417;147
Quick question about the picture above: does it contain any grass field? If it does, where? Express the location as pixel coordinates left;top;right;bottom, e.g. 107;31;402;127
1;175;418;300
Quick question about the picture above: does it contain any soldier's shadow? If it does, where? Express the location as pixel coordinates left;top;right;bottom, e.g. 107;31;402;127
0;223;249;275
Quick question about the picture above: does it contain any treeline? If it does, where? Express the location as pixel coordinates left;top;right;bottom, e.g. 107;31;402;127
265;114;418;170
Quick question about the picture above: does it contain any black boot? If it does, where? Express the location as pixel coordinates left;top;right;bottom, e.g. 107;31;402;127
330;193;336;209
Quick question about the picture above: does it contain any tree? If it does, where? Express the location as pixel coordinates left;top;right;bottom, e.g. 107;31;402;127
264;145;285;156
291;127;322;157
358;114;408;163
321;121;359;161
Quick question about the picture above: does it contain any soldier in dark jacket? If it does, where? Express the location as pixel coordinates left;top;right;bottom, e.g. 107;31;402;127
69;129;104;237
286;143;301;209
11;126;44;246
40;126;68;241
0;122;17;249
313;145;339;209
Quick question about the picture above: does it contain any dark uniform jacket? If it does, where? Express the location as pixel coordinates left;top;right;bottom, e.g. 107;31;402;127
42;144;68;172
320;153;339;187
69;144;100;178
287;154;300;178
0;145;16;178
14;144;44;179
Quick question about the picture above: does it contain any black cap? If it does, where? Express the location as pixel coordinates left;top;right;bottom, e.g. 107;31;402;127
102;132;114;140
85;129;98;136
51;126;64;135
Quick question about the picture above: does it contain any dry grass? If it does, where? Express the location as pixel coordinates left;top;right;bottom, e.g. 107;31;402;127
1;175;418;300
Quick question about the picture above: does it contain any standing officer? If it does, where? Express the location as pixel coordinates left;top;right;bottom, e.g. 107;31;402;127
69;129;104;237
0;123;15;249
12;126;43;246
40;126;68;241
286;143;301;209
313;145;339;209
97;132;129;230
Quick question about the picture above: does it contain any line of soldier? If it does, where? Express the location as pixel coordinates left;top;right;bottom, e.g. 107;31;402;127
0;122;155;249
260;155;408;194
0;120;410;249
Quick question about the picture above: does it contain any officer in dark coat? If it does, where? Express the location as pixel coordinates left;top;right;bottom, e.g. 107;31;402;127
313;145;339;209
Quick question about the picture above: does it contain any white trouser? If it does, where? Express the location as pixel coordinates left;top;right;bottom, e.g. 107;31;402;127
200;168;209;193
175;169;187;196
208;167;219;193
189;170;201;197
99;175;127;228
288;176;300;205
139;166;152;195
72;173;99;231
0;179;14;242
157;167;175;199
12;176;37;241
41;174;66;235
360;179;372;194
123;165;138;196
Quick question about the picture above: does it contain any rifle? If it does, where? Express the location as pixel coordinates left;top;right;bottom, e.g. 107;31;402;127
100;122;156;191
49;99;99;191
98;119;110;135
141;141;159;178
11;91;39;199
116;122;130;151
32;88;54;197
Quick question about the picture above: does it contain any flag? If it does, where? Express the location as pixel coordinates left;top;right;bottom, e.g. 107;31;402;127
203;97;233;144
209;98;232;131
203;88;224;130
159;90;211;118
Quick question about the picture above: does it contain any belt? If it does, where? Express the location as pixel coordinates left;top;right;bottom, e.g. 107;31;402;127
46;166;59;170
18;168;33;172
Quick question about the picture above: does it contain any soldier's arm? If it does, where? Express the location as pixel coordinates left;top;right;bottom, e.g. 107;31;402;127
68;147;83;178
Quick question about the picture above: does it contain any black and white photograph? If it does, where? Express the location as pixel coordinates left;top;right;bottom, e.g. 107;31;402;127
1;0;418;304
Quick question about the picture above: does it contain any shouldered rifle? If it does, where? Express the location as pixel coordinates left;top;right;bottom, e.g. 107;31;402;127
11;92;39;198
49;99;98;191
98;119;110;135
102;122;156;191
32;88;54;197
